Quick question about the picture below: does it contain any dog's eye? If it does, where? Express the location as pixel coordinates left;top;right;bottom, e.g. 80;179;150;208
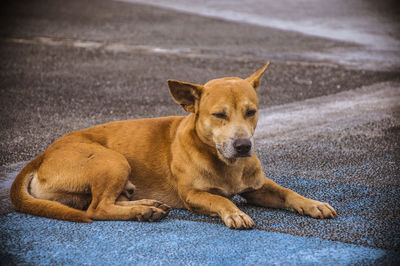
212;112;227;119
246;110;257;117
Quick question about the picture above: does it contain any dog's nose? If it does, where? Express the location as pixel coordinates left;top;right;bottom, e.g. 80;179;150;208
233;138;252;155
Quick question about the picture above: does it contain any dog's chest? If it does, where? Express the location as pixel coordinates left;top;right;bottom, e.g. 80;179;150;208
205;167;253;197
208;183;251;198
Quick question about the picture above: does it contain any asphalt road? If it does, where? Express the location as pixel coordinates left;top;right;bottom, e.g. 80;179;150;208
125;0;400;70
0;0;399;264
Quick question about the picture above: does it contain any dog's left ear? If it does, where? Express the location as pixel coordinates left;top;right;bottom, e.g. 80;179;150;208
168;80;203;113
245;62;270;91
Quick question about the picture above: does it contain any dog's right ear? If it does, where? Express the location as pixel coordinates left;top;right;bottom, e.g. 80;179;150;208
168;80;203;113
246;62;270;91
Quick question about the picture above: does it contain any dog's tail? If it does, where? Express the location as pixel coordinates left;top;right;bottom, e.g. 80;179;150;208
10;154;92;222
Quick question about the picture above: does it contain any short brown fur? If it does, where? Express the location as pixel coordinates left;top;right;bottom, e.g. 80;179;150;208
10;63;336;228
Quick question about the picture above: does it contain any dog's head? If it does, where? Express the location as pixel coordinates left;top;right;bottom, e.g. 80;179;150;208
168;63;269;163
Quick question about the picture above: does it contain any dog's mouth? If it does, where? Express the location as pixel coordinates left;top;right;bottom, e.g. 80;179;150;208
234;153;252;158
216;148;253;165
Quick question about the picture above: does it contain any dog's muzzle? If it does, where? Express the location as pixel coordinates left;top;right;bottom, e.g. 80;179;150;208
216;137;254;159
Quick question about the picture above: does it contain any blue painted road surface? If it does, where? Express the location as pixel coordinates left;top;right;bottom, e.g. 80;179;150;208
0;213;396;265
1;172;399;265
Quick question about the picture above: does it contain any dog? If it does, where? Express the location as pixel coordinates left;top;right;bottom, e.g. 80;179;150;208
11;62;337;228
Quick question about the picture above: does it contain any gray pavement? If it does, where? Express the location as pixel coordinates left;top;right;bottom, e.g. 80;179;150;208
0;0;399;262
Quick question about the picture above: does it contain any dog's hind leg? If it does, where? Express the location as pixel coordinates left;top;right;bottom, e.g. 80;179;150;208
35;142;169;221
115;180;172;215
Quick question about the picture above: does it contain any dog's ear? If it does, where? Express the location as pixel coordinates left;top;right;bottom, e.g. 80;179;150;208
168;80;203;113
245;62;270;91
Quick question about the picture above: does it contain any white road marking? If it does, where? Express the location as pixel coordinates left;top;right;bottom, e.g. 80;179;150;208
119;0;400;50
5;36;192;55
2;36;345;69
118;0;400;70
255;82;400;146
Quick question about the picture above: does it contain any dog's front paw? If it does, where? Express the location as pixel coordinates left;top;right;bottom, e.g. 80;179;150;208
222;211;254;229
291;198;337;219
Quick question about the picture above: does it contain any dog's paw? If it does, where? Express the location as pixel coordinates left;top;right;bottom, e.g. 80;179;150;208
134;206;169;222
222;211;254;229
291;198;337;219
116;199;172;213
132;199;172;213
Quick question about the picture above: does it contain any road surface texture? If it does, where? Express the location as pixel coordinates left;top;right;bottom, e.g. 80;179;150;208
0;0;399;264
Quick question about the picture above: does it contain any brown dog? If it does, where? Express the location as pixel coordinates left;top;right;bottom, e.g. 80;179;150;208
10;62;336;228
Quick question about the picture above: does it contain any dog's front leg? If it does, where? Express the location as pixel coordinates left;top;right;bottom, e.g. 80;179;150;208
181;189;254;229
241;177;337;219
